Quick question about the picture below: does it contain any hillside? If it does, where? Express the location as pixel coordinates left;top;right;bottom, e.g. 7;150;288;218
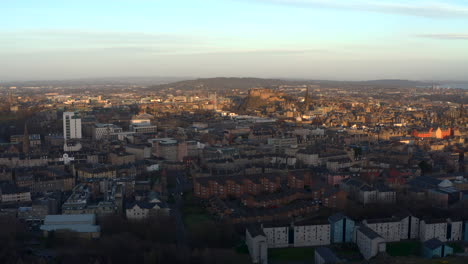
149;77;435;91
148;77;293;91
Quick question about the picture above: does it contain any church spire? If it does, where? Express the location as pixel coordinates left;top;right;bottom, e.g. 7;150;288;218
303;86;312;112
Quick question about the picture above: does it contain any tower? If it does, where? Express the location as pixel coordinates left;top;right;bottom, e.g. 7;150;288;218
460;103;465;119
214;91;218;111
303;86;312;112
22;122;30;153
7;91;12;109
63;112;82;141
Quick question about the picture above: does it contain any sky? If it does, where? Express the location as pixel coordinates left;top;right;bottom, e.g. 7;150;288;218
1;0;468;81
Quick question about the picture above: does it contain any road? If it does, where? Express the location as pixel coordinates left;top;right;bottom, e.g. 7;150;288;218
168;171;193;250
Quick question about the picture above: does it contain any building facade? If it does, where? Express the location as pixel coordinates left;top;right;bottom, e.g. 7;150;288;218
355;225;386;260
246;226;268;264
294;221;331;247
329;213;355;244
419;218;463;242
63;112;82;140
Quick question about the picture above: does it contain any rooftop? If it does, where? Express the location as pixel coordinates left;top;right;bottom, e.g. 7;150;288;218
44;214;95;224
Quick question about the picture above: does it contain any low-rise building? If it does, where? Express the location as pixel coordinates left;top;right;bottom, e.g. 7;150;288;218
10;134;41;148
355;225;386;260
74;164;117;180
18;198;59;222
422;238;453;258
263;223;289;248
294;219;330;247
92;123;123;140
246;226;268;264
194;174;282;199
329;213;355;244
109;152;136;165
0;183;31;203
326;158;352;172
130;123;158;134
399;214;420;240
363;218;402;242
125;144;152;160
419;218;463;242
31;175;75;193
40;214;100;239
267;137;297;154
315;247;340;264
125;201;170;220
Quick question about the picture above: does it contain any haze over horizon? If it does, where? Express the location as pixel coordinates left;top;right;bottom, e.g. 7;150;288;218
2;0;468;81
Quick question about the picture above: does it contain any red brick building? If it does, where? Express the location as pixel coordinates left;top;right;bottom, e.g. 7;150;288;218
241;189;314;208
287;171;315;189
193;174;281;199
412;127;453;139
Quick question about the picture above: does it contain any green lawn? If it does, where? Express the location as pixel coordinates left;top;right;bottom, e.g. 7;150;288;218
269;247;315;262
331;244;362;262
235;243;249;255
448;242;464;254
182;202;215;233
184;213;213;229
387;241;421;257
182;204;206;215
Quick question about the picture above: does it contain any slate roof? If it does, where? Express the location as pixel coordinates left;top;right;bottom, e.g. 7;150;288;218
423;238;444;250
357;225;382;240
126;201;169;210
247;225;265;237
328;212;348;223
408;176;442;189
366;217;400;224
315;247;339;263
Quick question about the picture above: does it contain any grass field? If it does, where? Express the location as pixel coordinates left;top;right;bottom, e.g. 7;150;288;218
387;241;421;256
235;243;249;255
369;256;468;264
182;203;214;231
269;247;315;262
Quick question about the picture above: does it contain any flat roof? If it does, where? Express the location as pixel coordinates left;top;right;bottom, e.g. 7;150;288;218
40;224;100;233
44;214;95;224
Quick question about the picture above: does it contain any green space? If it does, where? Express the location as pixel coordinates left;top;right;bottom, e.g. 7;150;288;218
235;243;249;255
181;197;214;231
331;244;362;262
181;196;241;249
448;242;464;254
369;256;468;264
184;211;213;230
387;241;421;256
269;247;315;262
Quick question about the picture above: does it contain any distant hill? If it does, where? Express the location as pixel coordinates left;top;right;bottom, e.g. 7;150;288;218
358;79;434;87
301;79;435;87
0;76;189;87
150;77;436;91
1;76;437;89
149;77;293;91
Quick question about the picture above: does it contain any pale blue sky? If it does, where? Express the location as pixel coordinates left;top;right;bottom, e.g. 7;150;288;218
1;0;467;81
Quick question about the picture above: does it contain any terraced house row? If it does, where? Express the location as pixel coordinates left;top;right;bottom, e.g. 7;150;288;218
246;213;468;263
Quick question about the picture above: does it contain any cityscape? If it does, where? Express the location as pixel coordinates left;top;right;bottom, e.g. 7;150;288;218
1;1;468;264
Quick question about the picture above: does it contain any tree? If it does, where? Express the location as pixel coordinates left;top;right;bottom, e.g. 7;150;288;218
419;161;432;175
353;147;362;159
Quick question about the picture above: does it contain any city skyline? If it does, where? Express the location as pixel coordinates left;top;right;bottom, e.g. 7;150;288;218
1;0;468;81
